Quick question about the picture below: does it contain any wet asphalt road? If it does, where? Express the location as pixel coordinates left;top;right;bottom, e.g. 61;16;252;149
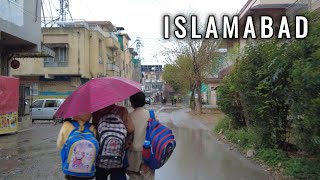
0;106;270;180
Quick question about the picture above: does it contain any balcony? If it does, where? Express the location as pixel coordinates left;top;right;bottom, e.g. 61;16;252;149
106;36;120;50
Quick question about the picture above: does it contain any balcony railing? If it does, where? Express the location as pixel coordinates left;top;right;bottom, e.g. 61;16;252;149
89;25;118;41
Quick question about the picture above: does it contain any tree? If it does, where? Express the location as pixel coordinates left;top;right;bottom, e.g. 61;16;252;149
162;56;194;94
217;11;320;153
160;16;222;114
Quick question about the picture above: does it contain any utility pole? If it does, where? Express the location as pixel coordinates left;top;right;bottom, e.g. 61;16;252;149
135;37;143;82
41;0;73;27
59;0;72;22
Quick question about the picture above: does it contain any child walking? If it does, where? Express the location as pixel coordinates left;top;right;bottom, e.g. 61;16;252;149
57;113;99;180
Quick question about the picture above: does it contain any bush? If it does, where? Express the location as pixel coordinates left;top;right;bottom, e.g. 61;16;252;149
214;116;230;134
255;148;289;167
288;12;320;154
217;11;320;153
215;117;263;149
284;158;320;180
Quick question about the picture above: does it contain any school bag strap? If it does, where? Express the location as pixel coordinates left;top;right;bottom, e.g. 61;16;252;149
70;120;80;129
146;109;156;142
70;120;91;132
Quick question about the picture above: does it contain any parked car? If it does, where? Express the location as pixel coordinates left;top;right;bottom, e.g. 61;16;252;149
31;99;65;123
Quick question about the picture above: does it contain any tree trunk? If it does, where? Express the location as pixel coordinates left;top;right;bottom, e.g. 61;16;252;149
190;84;196;110
239;92;250;127
195;80;202;114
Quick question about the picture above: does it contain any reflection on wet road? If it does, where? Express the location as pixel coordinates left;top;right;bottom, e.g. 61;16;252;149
0;107;270;180
156;108;270;180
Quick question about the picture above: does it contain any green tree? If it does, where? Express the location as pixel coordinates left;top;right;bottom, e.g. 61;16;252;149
288;12;320;154
162;56;194;95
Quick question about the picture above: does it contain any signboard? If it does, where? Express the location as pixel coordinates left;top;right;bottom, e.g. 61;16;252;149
0;76;19;134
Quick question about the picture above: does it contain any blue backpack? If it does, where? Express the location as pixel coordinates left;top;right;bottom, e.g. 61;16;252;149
142;110;176;170
61;120;99;177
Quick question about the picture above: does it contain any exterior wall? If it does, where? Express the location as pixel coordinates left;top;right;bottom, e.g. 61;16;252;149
0;0;41;52
89;30;105;78
119;34;134;79
10;26;118;79
10;27;92;78
17;76;81;100
39;80;75;98
208;82;220;106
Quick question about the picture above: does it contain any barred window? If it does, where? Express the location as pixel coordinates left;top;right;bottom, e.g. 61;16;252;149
44;47;69;67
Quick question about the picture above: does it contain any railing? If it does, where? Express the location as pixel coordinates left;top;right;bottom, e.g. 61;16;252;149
89;24;118;41
53;20;119;41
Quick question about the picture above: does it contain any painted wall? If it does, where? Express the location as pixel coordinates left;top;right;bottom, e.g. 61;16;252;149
10;26;118;79
0;0;41;52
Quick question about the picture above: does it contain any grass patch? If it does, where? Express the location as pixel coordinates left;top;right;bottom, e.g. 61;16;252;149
214;117;320;180
214;117;261;150
284;158;320;180
255;148;289;167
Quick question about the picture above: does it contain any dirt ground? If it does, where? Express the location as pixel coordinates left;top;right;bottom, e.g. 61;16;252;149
188;110;225;124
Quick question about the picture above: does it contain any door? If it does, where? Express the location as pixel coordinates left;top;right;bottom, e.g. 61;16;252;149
31;100;44;119
42;100;59;119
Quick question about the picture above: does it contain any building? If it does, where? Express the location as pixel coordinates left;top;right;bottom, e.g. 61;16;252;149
141;65;164;103
237;0;320;49
117;33;137;80
10;21;124;99
0;0;42;76
129;47;141;82
0;0;42;131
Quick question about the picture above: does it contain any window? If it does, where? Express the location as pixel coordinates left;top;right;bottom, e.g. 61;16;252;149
44;47;69;67
32;100;44;108
44;100;58;108
57;100;64;107
145;75;148;79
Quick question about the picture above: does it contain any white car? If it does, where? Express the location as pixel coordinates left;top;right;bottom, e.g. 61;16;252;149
31;99;65;123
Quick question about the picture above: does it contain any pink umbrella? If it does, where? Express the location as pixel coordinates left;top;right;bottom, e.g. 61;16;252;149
54;76;141;118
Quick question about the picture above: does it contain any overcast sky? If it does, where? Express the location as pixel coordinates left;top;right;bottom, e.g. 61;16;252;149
43;0;248;65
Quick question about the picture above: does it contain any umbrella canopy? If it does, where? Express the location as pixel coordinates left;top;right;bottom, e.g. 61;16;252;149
54;76;141;118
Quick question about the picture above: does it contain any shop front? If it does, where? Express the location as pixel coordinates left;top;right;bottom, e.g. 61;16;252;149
0;76;19;135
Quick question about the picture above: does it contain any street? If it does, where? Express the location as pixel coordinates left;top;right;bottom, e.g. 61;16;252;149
0;106;270;180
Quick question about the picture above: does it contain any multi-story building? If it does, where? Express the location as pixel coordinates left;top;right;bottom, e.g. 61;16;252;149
117;33;136;79
141;65;164;103
0;0;42;76
129;47;141;83
10;21;123;99
0;0;42;131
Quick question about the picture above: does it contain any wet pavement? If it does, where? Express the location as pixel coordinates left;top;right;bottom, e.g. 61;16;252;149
156;108;270;180
0;106;271;180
